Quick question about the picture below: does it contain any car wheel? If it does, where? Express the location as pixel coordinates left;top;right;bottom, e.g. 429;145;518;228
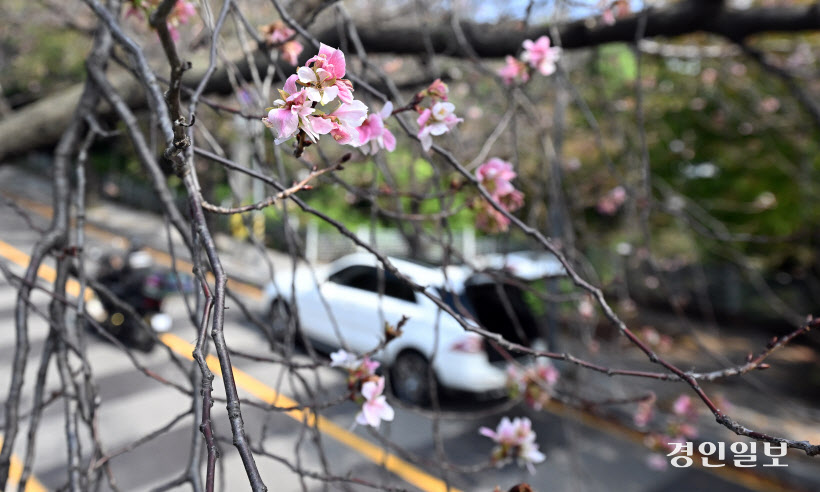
390;350;435;407
266;298;299;345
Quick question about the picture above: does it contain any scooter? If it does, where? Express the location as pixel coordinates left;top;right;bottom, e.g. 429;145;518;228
84;250;179;352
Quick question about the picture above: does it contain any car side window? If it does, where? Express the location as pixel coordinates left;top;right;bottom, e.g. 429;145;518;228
328;265;416;303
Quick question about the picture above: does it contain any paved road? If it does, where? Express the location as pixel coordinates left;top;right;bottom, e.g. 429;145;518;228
0;166;814;492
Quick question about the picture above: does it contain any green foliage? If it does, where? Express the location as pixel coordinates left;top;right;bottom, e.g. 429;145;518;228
2;26;89;104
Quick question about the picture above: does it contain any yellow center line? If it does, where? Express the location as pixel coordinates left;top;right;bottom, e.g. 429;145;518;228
160;332;456;492
0;437;48;492
0;240;91;301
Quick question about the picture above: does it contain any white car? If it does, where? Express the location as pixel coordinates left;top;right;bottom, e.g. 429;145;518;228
262;253;562;405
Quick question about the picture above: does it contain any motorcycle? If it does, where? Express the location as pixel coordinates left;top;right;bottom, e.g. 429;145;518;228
84;249;184;352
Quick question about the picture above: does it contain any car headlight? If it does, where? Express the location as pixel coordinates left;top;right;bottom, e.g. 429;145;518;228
149;313;173;332
86;298;107;323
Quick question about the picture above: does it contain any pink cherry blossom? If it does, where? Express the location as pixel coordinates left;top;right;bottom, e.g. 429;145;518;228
261;21;304;65
355;377;395;428
357;102;397;154
126;1;196;42
265;22;294;44
330;100;368;128
633;396;655;428
477;158;517;197
166;1;196;40
360;356;380;376
304;43;354;103
521;36;561;76
498;56;530;86
506;361;559;410
306;43;347;79
599;0;631;25
424;79;449;101
172;1;197;25
264;47;370;149
479;416;517;445
280;41;303;66
479;416;545;473
474;158;525;233
416;102;462;151
330;350;380;385
535;362;559;386
475;206;511;234
672;394;696;419
596;185;627;215
262;85;315;144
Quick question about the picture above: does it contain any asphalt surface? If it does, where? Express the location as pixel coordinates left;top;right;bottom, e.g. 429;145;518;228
1;164;819;492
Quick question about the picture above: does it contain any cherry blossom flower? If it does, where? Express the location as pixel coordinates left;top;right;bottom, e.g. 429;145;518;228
498;56;530;86
672;394;696;419
127;0;197;41
477;158;517;197
599;0;632;26
521;36;561;76
304;43;355;103
357;102;397;154
413;79;461;151
355;377;395;428
279;41;303;66
172;1;197;25
330;349;380;377
596;185;626;215
480;417;545;473
262;21;294;44
633;393;656;428
262;75;316;144
506;360;559;410
167;1;197;41
329;349;359;369
261;21;304;65
263;45;369;149
417;101;462;151
310;100;369;145
474;158;525;233
424;79;449;100
475;207;511;235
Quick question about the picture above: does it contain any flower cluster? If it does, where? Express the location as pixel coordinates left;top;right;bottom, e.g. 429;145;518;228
357;102;397;154
474;158;525;233
506;361;559;411
479;417;546;474
263;44;368;149
260;21;304;66
640;393;706;470
498;36;561;86
127;1;197;41
415;79;462;152
330;350;394;428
